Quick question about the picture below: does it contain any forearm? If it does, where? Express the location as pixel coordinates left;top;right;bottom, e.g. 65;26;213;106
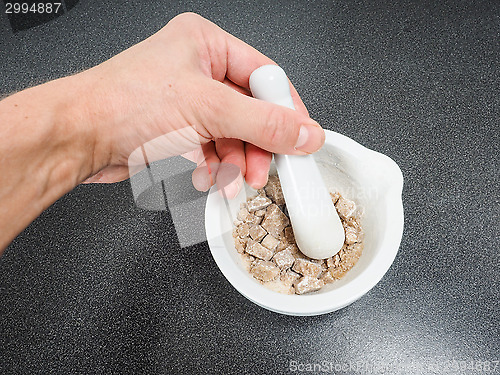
0;76;100;252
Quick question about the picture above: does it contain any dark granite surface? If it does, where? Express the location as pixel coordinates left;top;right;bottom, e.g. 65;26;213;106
1;1;499;374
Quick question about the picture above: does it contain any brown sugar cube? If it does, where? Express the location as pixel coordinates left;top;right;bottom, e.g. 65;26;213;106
237;222;250;238
235;237;246;254
237;207;250;221
292;259;322;278
345;217;360;230
276;228;286;239
344;242;362;254
264;175;285;205
261;234;280;252
335;196;356;219
261;204;290;237
273;249;295;269
326;254;341;268
337;248;348;263
344;225;358;244
269;228;284;239
312;259;327;272
245;239;273;261
276;240;290;252
320;271;335;284
348;243;363;257
328;267;347;279
242;253;255;264
329;191;341;204
338;243;348;255
281;269;301;285
286;244;301;258
284;226;295;243
341;244;362;267
293;254;313;264
247;195;272;212
249;225;267;242
245;213;263;225
257;188;266;196
334;253;342;266
232;227;239;238
294;276;324;295
254;209;266;217
250;260;280;282
339;261;354;272
340;262;355;273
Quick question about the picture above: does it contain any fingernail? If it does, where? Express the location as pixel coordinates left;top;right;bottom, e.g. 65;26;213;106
295;125;309;149
83;172;103;184
192;168;212;192
192;162;219;192
294;120;325;153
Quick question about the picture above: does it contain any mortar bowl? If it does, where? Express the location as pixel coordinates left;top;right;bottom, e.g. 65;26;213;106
205;130;404;316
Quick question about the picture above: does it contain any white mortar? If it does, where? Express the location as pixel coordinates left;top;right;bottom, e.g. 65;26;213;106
205;130;404;316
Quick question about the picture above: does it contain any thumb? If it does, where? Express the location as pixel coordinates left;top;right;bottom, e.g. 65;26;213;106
204;82;325;155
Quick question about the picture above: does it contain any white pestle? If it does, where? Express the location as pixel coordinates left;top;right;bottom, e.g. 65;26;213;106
249;65;345;259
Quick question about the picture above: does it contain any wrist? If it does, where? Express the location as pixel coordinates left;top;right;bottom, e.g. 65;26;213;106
68;64;134;170
39;76;102;182
60;71;113;176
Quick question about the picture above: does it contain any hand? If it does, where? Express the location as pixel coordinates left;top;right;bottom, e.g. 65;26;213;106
80;12;325;197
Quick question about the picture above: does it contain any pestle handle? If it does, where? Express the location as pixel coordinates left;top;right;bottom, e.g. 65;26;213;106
249;65;345;259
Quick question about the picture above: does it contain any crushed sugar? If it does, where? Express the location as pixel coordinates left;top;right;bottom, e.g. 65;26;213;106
233;175;364;295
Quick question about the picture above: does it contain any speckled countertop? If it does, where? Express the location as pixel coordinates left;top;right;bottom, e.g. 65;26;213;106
1;1;498;374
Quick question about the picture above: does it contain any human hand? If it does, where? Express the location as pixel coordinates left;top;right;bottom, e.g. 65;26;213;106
80;12;325;197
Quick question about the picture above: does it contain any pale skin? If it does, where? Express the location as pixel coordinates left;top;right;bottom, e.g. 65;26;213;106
0;13;325;254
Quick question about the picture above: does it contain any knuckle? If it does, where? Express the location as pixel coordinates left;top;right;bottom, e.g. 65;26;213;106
166;13;205;37
185;82;225;138
200;85;227;134
263;107;291;148
170;12;202;25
